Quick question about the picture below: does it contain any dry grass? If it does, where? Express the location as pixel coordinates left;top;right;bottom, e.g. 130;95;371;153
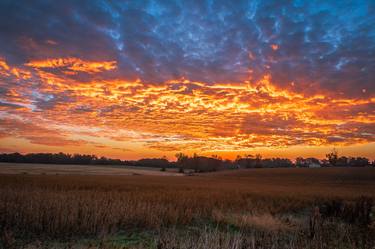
212;210;294;231
0;167;375;248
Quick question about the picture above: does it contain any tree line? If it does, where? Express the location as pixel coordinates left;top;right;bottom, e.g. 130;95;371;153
0;152;172;167
0;150;373;173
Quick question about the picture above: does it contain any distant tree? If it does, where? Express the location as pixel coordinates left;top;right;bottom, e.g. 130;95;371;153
326;148;338;166
235;155;256;168
0;152;127;166
296;157;305;167
348;157;369;167
235;154;292;168
223;159;236;170
175;153;224;172
261;158;293;168
336;156;348;167
255;154;262;167
136;158;170;168
175;152;189;171
175;153;188;163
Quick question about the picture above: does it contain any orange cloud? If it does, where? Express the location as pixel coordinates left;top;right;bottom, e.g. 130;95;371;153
25;57;117;74
0;58;31;79
0;117;86;147
0;56;374;159
271;44;279;51
0;58;10;71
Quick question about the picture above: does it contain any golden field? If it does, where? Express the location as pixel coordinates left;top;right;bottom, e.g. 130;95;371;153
0;167;375;248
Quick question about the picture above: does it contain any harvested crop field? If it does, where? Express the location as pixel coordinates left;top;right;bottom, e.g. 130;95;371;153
1;167;375;248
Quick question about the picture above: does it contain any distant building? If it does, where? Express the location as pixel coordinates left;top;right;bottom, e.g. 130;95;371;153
296;157;321;168
308;162;321;168
306;158;321;168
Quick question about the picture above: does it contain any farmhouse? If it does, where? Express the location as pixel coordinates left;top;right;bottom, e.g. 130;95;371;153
296;157;321;168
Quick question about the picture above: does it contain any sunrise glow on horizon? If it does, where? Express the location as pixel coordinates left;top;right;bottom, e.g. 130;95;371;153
0;1;374;160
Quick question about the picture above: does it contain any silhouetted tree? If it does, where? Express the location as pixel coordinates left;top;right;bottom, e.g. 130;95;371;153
326;148;338;166
236;154;292;168
336;156;348;167
0;152;125;166
136;158;170;168
175;153;224;172
175;153;189;172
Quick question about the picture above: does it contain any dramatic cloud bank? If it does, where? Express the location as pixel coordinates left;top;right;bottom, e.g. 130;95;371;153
0;1;374;159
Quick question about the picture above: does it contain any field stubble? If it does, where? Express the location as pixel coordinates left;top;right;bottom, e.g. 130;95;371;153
1;167;375;248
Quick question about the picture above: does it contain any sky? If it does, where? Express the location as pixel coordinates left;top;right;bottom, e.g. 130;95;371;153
0;0;374;160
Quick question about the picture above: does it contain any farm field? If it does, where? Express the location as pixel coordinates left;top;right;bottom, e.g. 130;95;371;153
0;163;181;176
1;167;375;248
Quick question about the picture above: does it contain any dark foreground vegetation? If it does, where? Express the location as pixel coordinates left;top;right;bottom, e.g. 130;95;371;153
0;150;373;173
1;168;375;248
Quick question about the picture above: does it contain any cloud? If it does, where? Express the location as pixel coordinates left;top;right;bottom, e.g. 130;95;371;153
0;117;87;147
26;58;117;74
0;101;24;109
0;1;374;156
0;1;373;94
